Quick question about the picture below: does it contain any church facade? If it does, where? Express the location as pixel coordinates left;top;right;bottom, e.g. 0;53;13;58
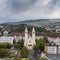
24;27;36;49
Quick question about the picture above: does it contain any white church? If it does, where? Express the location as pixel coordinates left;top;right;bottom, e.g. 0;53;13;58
24;27;36;49
0;27;36;49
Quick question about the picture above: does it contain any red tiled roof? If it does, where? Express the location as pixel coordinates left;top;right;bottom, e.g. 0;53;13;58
8;32;24;37
8;32;60;38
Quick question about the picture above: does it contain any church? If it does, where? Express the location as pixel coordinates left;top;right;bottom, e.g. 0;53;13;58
24;27;36;49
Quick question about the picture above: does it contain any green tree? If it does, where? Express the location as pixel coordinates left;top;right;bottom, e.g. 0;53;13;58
20;39;24;48
33;45;39;53
14;44;20;49
43;37;49;43
0;42;12;49
33;39;47;53
14;39;24;50
13;39;16;45
20;47;29;58
16;58;22;60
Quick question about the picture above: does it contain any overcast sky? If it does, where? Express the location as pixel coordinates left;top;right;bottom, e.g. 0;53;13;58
0;0;60;23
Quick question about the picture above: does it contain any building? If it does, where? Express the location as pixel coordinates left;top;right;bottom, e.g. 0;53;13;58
47;37;60;45
45;46;57;54
56;28;60;33
1;27;60;51
45;46;60;55
24;27;36;49
0;30;14;44
0;36;13;44
58;46;60;54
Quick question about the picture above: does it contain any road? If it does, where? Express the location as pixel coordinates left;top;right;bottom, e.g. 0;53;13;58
46;54;60;60
29;50;39;60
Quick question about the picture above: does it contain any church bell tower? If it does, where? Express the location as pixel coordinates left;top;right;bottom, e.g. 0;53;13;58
24;27;36;49
32;27;36;45
24;27;28;46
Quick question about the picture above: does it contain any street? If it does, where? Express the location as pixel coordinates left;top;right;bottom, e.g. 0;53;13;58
29;50;39;60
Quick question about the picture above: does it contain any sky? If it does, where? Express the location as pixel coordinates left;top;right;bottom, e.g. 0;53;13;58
0;0;60;23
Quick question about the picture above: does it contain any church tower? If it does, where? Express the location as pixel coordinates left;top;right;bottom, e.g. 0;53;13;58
24;27;36;49
32;27;36;45
24;27;28;46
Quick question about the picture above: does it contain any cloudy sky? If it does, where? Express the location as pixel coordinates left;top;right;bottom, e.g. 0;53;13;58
0;0;60;23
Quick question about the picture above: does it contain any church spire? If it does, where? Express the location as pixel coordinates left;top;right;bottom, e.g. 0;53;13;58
25;27;28;47
25;27;28;33
32;27;35;33
32;27;36;46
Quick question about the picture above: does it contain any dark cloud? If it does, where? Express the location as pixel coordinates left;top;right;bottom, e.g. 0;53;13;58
7;0;36;12
0;0;60;23
52;0;60;6
6;0;60;14
42;0;60;14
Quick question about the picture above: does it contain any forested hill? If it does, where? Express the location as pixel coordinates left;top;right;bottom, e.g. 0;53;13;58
1;19;60;26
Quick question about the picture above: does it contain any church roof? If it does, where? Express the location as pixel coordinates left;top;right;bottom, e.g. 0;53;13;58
25;27;28;32
32;27;35;32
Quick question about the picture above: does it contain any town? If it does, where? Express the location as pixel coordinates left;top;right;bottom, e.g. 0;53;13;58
0;0;60;60
0;24;60;60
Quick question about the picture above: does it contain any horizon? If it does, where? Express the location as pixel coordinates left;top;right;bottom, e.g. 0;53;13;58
0;18;60;24
0;0;60;23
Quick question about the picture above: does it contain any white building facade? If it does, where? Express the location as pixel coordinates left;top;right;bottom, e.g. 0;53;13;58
45;46;60;54
45;46;57;54
47;37;60;45
0;36;13;44
0;31;14;44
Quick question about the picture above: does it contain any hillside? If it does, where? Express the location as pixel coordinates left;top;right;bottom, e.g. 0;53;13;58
1;19;60;26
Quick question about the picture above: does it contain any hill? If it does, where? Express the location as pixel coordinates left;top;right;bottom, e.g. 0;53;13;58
1;19;60;26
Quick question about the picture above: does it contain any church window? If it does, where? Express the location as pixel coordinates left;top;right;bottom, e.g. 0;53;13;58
28;45;32;46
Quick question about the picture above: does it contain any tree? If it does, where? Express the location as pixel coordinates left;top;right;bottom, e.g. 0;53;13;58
33;39;47;53
20;47;29;58
0;48;9;58
13;39;16;45
16;58;22;60
20;39;24;48
16;58;29;60
33;45;39;53
14;39;24;50
0;42;12;49
43;36;49;43
14;44;20;49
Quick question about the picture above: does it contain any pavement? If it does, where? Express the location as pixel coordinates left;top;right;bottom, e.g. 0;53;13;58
46;54;60;60
0;59;5;60
29;50;39;60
